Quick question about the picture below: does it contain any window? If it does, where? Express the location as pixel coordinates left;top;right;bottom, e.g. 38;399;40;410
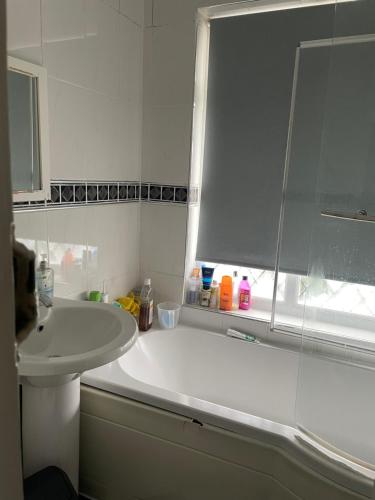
186;1;375;346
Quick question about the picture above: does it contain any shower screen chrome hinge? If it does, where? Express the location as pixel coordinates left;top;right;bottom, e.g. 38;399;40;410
321;209;375;223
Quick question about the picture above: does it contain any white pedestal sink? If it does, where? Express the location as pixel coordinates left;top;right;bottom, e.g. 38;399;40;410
18;298;138;491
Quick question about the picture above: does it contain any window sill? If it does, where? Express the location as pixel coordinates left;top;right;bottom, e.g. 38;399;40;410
183;303;271;323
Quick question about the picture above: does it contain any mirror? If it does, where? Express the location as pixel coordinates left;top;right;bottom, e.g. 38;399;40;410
8;57;50;202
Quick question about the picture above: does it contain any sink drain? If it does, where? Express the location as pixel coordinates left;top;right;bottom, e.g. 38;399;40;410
47;354;62;358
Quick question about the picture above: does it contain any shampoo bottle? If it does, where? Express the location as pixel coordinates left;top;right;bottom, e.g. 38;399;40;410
220;275;233;311
239;276;251;310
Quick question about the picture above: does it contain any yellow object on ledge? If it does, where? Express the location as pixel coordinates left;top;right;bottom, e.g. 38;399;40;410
116;294;140;318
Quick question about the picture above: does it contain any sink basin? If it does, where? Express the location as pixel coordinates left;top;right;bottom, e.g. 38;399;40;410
19;297;138;488
19;297;138;385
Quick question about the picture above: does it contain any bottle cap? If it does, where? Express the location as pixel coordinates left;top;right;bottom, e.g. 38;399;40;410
144;278;151;286
221;275;232;285
192;267;200;278
242;276;248;280
40;253;48;269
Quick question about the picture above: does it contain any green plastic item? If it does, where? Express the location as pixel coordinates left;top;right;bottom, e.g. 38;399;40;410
89;290;102;302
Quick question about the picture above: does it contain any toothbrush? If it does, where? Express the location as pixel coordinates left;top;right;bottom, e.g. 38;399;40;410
226;328;257;342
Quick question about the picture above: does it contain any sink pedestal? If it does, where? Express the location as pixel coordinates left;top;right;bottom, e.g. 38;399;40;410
21;376;80;492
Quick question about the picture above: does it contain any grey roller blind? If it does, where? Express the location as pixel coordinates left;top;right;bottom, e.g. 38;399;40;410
196;6;334;269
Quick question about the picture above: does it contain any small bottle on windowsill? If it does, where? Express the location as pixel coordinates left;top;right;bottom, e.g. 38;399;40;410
239;276;251;310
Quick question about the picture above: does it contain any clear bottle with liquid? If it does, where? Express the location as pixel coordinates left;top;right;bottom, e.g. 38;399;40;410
139;278;153;331
186;267;201;305
232;270;240;310
209;280;219;309
36;254;54;300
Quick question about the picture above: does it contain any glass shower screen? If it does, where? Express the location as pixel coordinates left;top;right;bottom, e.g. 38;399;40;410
273;0;375;470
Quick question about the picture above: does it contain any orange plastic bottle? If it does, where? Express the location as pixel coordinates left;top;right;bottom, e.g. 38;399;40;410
220;275;233;311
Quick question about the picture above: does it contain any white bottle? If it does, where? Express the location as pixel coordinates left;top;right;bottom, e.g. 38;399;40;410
36;254;54;300
209;280;219;309
232;271;240;310
186;267;201;305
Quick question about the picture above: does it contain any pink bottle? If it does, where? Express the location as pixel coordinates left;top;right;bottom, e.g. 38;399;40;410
239;276;251;310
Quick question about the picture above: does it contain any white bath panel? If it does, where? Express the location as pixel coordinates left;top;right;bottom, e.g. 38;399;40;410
79;386;369;500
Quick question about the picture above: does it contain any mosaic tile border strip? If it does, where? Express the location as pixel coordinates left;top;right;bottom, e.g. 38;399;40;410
13;182;199;211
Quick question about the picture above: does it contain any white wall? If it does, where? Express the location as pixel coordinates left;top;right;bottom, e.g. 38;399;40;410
140;0;245;303
8;0;144;301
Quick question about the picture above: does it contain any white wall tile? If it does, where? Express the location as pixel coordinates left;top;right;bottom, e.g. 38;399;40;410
141;270;184;305
48;78;90;179
119;0;144;27
142;105;192;184
140;203;187;277
117;14;143;180
152;0;244;27
152;0;201;26
86;204;140;294
180;306;224;333
46;207;88;298
14;211;48;259
41;0;89;88
85;0;120;97
143;23;196;107
84;92;116;181
118;97;143;180
101;0;120;11
118;14;143;102
6;0;43;64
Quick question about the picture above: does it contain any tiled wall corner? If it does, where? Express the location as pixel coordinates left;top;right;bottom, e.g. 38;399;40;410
120;0;145;27
140;203;188;304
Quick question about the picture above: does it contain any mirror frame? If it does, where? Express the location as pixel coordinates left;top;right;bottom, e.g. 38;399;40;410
8;56;51;203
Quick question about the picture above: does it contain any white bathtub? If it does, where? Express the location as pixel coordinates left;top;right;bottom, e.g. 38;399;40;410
81;324;375;500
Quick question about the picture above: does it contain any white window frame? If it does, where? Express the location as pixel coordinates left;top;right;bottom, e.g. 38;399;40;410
8;56;51;203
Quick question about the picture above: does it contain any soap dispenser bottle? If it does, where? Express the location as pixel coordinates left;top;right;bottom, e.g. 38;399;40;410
36;253;54;301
